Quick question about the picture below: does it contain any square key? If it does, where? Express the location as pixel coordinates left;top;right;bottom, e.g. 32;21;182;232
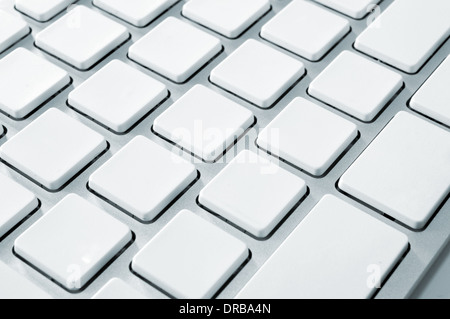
210;39;305;108
0;173;38;239
35;6;129;70
69;60;167;133
0;48;70;119
309;51;403;122
92;278;146;299
339;112;450;230
0;108;107;191
261;0;350;61
132;210;248;299
15;0;76;22
129;17;222;83
0;10;29;54
89;136;197;222
14;194;132;291
199;150;307;238
153;85;254;162
93;0;178;27
258;97;358;176
182;0;270;38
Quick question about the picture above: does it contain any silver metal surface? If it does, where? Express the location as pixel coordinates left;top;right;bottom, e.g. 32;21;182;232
0;0;448;299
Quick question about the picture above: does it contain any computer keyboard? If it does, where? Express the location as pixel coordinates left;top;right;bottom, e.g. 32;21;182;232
0;0;449;299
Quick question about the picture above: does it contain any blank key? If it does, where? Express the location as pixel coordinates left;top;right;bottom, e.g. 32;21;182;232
93;0;178;27
210;39;305;108
154;85;254;162
258;97;358;176
0;261;51;299
313;0;380;19
182;0;270;38
129;17;222;83
339;112;450;230
0;108;107;191
132;210;248;299
0;173;38;239
261;0;350;61
410;55;450;127
237;195;409;299
15;194;132;291
199;150;307;238
0;10;29;54
15;0;76;22
0;48;70;119
309;51;403;122
35;6;129;70
355;0;450;73
69;60;168;133
89;136;197;222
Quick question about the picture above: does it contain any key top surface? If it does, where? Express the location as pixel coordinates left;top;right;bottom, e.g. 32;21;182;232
0;48;70;119
199;150;307;238
182;0;270;38
93;0;178;27
257;97;358;176
410;55;450;127
69;60;167;133
35;5;129;70
210;39;305;108
339;112;450;230
89;136;197;222
132;210;248;299
128;17;221;83
0;173;38;239
0;108;107;191
309;51;403;122
0;261;51;299
153;84;254;162
14;194;132;291
0;10;29;54
15;0;75;22
313;0;380;19
354;0;450;73
92;278;146;299
237;195;409;299
261;0;350;61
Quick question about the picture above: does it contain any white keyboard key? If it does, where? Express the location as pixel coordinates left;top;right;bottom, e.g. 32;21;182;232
355;0;450;73
93;0;177;27
128;17;221;83
339;112;450;230
258;97;358;176
0;48;70;119
237;195;409;299
199;150;307;238
182;0;270;38
69;60;167;133
0;261;51;299
154;85;254;162
92;278;146;299
210;39;305;108
261;0;350;61
132;210;248;299
0;108;107;191
0;173;38;239
313;0;380;19
15;0;75;22
410;55;450;127
309;51;403;122
15;194;132;291
0;10;29;54
89;136;197;222
35;6;129;70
